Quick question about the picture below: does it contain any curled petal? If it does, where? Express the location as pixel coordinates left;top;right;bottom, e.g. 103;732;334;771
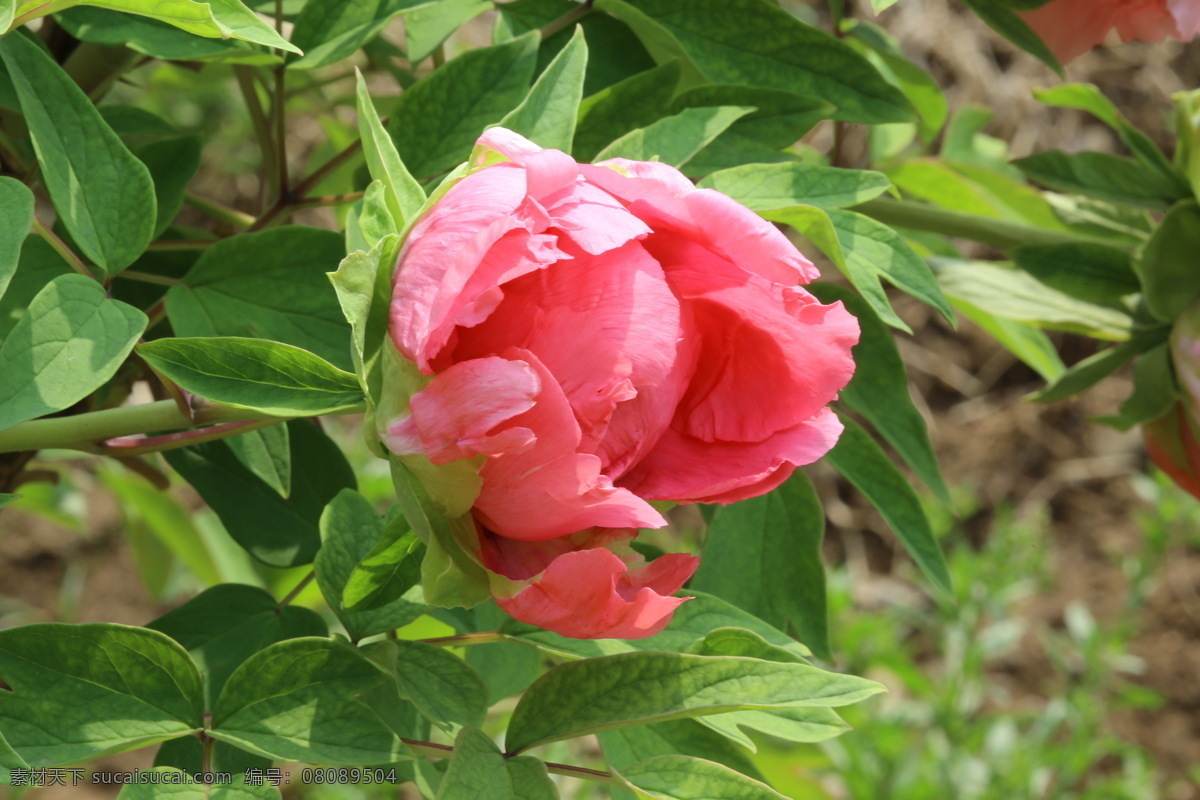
622;408;845;504
472;348;667;540
387;356;541;465
494;547;699;639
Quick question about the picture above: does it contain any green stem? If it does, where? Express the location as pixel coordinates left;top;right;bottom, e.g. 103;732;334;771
277;570;316;609
399;739;624;788
32;217;92;279
144;238;218;252
234;65;277;209
539;0;592;39
852;198;1138;253
184;192;255;229
0;399;364;455
116;269;183;286
420;631;508;647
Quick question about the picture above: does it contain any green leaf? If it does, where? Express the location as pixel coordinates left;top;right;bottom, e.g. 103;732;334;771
614;755;790;800
163;420;355;568
134;135;202;238
812;284;949;503
599;720;766;786
1034;83;1185;188
116;769;282;799
0;727;29;785
0;177;33;301
692;475;831;660
404;0;490;63
596;0;912;123
499;25;588;152
0;623;203;765
844;20;946;140
147;583;326;708
389;457;491;609
695;703;848;750
316;489;429;641
137;337;365;416
1093;344;1177;431
1016;150;1188;210
0;493;19;510
56;7;279;65
1137;200;1200;322
0;0;13;33
436;727;510;800
672;86;834;177
776;206;953;331
699;163;891;211
329;235;400;407
824;413;952;595
934;258;1134;340
290;0;429;69
343;520;425;611
356;70;426;231
166;227;352;370
504;589;811;661
210;638;411;765
36;0;300;52
225;424;291;496
387;32;539;179
204;0;300;53
0;32;155;273
434;727;555;800
950;297;1066;382
388;639;488;732
0;274;146;432
595;105;752;167
1011;242;1139;308
504;651;883;753
957;0;1061;73
574;60;682;163
1030;329;1168;403
0;238;70;341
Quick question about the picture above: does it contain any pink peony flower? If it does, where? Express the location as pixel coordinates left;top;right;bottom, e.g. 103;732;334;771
382;128;859;638
1020;0;1200;63
1144;402;1200;499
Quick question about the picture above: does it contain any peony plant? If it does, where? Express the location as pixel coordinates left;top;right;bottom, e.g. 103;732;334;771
0;0;1191;796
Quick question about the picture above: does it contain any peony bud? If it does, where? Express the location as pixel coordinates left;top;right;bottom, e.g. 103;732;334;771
380;128;858;638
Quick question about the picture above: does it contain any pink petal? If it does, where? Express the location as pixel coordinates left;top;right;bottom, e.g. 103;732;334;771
644;236;859;443
495;547;699;639
386;356;541;465
390;163;530;368
472;348;667;541
621;407;845;504
579;163;818;285
452;241;684;459
479;527;634;581
1169;0;1200;37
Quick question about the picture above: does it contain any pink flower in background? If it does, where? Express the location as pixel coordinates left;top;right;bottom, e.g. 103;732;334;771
1020;0;1200;63
383;128;859;638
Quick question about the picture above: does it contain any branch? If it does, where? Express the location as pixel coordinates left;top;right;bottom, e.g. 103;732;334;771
0;398;364;455
32;217;93;279
851;198;1138;252
184;192;255;229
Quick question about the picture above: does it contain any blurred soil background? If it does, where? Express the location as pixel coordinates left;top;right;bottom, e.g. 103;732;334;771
2;0;1200;798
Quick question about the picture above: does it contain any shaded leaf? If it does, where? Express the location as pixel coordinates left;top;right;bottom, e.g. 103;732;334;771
211;638;411;765
824;414;952;595
692;475;831;660
166;227;352;370
147;583;327;708
0;624;203;765
0;177;33;302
